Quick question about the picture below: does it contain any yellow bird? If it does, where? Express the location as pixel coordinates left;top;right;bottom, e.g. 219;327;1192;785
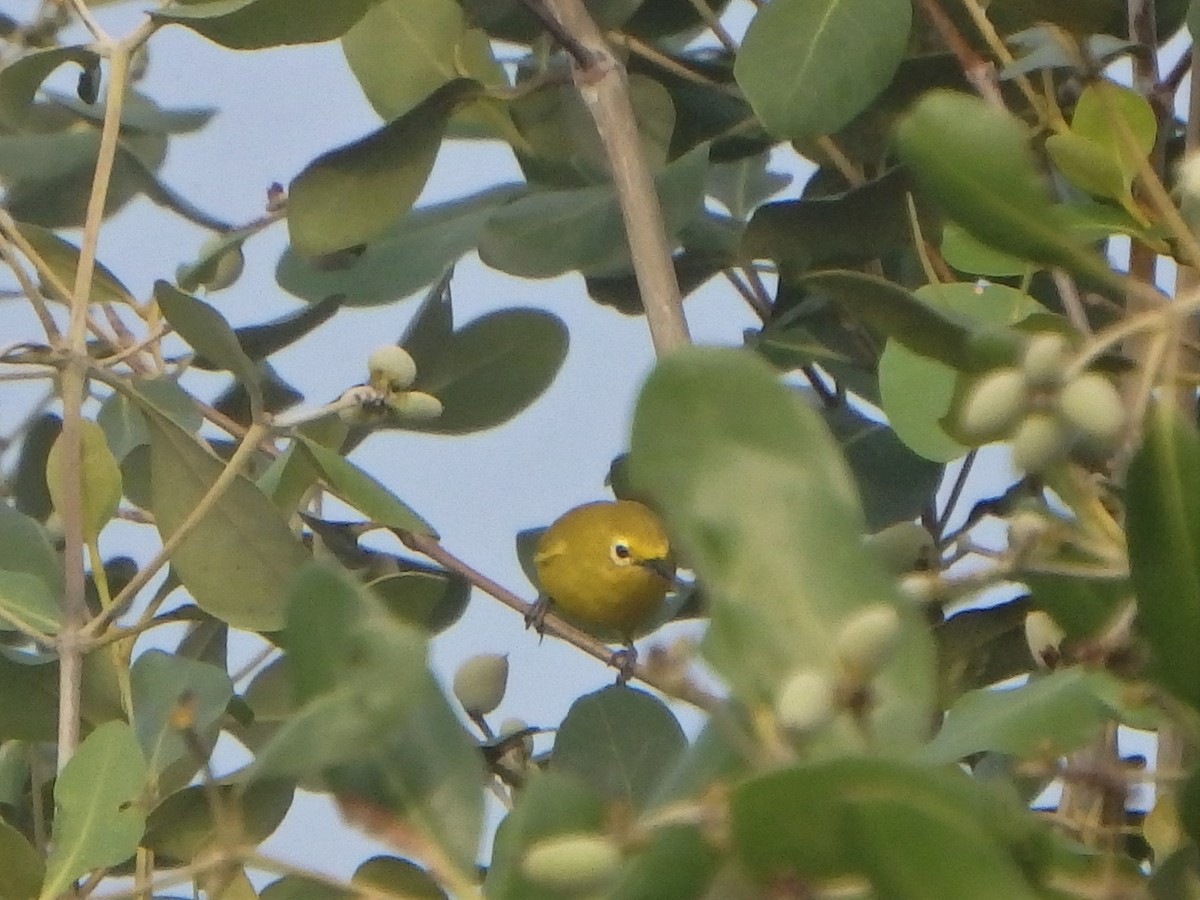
532;500;675;651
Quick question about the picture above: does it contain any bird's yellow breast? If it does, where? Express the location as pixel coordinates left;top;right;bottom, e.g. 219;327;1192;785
534;500;673;637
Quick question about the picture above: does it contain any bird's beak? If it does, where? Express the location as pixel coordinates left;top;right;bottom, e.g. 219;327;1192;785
639;557;676;581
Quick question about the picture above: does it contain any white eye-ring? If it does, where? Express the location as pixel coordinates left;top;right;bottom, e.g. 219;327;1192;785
610;540;633;565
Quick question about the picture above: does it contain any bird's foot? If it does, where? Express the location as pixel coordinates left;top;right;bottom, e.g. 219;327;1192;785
525;596;550;643
611;643;638;685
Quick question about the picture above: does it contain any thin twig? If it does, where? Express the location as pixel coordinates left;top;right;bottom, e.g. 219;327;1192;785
935;450;977;539
543;0;691;354
722;268;770;320
516;0;595;67
914;0;1004;106
683;0;736;53
0;230;60;343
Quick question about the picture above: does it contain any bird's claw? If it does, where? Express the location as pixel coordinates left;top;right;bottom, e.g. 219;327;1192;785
610;644;638;685
525;596;550;643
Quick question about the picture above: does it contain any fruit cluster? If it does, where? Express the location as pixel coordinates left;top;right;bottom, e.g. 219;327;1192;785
957;332;1125;473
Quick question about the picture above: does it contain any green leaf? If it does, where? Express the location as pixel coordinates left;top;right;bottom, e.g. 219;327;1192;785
0;502;61;600
153;281;261;411
46;420;122;544
822;403;944;529
879;282;1046;462
153;0;377;48
1023;572;1129;645
130;649;233;775
485;772;607;900
730;759;1045;899
14;222;134;306
706;152;791;221
288;79;482;257
189;295;343;370
940;223;1031;277
294;437;435;535
342;0;469;121
628;348;935;750
804;270;976;368
0;46;99;127
399;308;568;434
895;90;1100;275
0;569;60;637
0;816;44;900
175;230;247;293
551;686;686;811
140;403;309;631
252;564;483;876
11;414;60;521
143;779;294;865
277;186;520;306
1127;399;1200;711
735;0;911;140
369;569;470;634
478;144;708;278
935;599;1032;705
742;167;915;270
41;721;148;899
1071;80;1156;175
920;668;1124;764
354;857;446;899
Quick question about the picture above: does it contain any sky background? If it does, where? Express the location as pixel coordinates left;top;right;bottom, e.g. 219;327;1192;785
0;0;1186;886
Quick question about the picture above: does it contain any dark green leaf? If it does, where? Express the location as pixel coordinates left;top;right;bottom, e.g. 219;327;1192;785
140;403;309;630
143;779;294;865
735;0;910;140
744;167;916;271
1023;573;1130;641
1126;400;1200;712
479;144;708;278
804;270;976;369
822;402;943;530
0;502;61;600
192;294;343;370
16;221;134;306
551;685;686;810
153;0;377;48
0;46;99;126
276;185;521;307
288;79;482;257
11;413;60;521
398;308;568;434
153;281;261;410
369;569;470;634
354;856;446;899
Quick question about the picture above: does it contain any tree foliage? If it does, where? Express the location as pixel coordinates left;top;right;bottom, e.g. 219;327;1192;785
0;0;1199;897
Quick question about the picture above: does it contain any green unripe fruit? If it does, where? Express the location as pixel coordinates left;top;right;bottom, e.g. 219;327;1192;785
367;345;417;391
452;653;508;715
1057;373;1125;445
1011;412;1071;473
775;668;836;734
836;604;902;681
1021;332;1071;387
959;368;1028;442
521;833;622;895
391;390;444;420
865;522;934;574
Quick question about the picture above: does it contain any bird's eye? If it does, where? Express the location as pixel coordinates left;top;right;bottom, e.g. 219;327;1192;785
611;541;632;563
